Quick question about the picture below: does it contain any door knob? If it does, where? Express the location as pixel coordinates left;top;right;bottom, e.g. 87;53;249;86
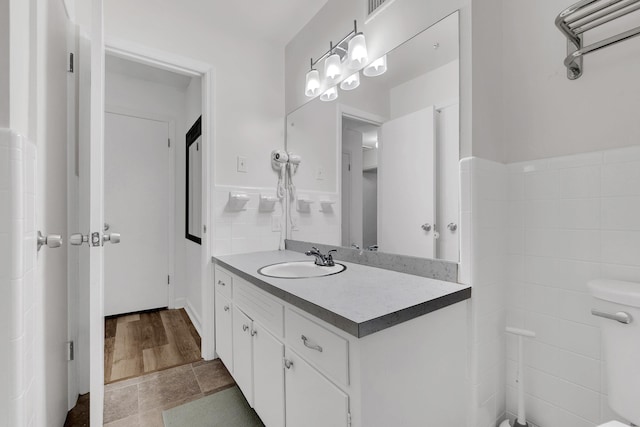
421;223;432;232
69;233;89;246
447;223;458;232
37;231;63;251
103;233;121;244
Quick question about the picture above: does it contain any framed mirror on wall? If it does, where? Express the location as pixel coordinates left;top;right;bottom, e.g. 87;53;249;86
186;116;202;244
285;11;460;262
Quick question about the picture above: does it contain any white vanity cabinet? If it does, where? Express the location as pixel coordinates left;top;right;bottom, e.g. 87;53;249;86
213;264;468;427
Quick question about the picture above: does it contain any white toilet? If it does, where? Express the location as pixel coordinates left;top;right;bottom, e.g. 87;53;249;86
589;279;640;427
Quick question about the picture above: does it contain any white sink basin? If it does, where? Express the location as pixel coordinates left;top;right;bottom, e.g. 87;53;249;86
258;261;346;279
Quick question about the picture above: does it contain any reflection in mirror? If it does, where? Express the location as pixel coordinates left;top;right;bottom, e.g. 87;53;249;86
186;116;202;244
286;12;459;262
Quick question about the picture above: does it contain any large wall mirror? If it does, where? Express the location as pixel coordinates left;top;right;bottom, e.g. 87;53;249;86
186;116;202;244
286;12;460;262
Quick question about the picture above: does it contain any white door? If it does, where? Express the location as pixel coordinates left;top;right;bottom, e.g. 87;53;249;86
341;151;351;247
71;2;109;425
378;107;436;258
104;112;170;315
284;348;349;427
232;306;254;406
253;322;285;427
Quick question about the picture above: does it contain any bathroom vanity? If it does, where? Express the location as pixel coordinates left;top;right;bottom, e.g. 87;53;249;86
212;250;470;427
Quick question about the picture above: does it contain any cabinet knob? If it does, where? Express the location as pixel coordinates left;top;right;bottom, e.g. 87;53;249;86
217;280;225;286
251;329;258;337
223;305;230;312
283;359;293;369
243;324;249;332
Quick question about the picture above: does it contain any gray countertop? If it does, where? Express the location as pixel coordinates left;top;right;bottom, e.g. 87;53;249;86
213;250;471;338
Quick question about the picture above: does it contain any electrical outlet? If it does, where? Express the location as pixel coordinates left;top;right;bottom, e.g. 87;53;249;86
237;156;248;173
316;166;324;180
271;215;282;232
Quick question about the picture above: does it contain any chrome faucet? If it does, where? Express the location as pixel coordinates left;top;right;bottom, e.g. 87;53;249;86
305;247;337;267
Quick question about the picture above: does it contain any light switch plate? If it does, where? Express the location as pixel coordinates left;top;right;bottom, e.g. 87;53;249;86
237;156;248;173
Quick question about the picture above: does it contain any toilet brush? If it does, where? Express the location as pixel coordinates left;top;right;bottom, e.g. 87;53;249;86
499;327;536;427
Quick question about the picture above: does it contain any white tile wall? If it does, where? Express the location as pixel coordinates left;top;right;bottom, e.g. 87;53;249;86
0;129;38;427
212;186;285;255
288;191;341;246
460;157;509;427
506;145;640;427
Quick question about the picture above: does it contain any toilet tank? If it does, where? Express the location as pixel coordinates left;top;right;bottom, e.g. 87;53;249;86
589;279;640;425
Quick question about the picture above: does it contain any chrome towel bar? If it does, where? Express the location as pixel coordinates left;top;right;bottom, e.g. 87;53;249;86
556;0;640;79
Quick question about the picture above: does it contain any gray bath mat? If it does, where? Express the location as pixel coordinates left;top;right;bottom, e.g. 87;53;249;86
162;386;264;427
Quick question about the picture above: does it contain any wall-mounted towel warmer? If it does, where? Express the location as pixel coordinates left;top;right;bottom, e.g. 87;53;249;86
556;0;640;79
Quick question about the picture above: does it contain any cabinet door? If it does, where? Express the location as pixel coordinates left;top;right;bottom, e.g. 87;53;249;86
285;349;349;427
214;292;233;372
232;306;254;406
253;322;285;427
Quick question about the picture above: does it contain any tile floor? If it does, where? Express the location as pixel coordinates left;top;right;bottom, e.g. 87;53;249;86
103;359;235;426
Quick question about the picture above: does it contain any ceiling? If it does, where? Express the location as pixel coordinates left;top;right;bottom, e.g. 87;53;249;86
178;0;329;45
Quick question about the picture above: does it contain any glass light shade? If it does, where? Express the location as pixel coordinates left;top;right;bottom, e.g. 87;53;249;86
324;53;342;83
340;71;360;91
363;55;387;77
347;34;368;69
305;69;320;97
320;86;338;102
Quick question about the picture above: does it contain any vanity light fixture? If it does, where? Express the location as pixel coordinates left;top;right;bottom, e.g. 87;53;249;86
363;54;388;77
340;71;360;91
320;86;338;102
304;20;369;98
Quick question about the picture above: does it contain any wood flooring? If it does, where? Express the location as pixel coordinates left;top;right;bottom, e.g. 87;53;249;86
105;308;202;384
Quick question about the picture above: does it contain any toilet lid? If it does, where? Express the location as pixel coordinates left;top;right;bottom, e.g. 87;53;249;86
598;422;628;427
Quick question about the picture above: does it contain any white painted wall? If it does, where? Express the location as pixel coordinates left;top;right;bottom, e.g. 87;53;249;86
505;146;640;426
0;0;8;128
389;59;459;119
502;0;640;163
362;170;377;249
103;0;285;190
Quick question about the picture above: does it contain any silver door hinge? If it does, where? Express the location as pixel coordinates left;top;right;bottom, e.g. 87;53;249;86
167;275;170;285
203;225;207;234
168;138;171;147
67;341;75;361
68;52;74;73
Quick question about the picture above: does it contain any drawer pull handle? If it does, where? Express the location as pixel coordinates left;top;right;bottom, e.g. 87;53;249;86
243;324;249;332
301;335;323;352
223;305;230;312
591;309;632;324
284;359;294;369
217;280;225;286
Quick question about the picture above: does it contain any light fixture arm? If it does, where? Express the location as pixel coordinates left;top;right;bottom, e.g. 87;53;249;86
309;20;359;69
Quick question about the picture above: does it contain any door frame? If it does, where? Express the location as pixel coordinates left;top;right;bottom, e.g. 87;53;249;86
104;106;176;312
103;38;216;361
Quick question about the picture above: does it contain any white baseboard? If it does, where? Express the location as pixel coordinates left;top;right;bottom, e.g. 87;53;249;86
174;297;202;342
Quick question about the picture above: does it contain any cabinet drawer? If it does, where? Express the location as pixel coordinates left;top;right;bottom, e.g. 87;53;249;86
214;266;232;299
235;279;284;338
286;309;349;386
